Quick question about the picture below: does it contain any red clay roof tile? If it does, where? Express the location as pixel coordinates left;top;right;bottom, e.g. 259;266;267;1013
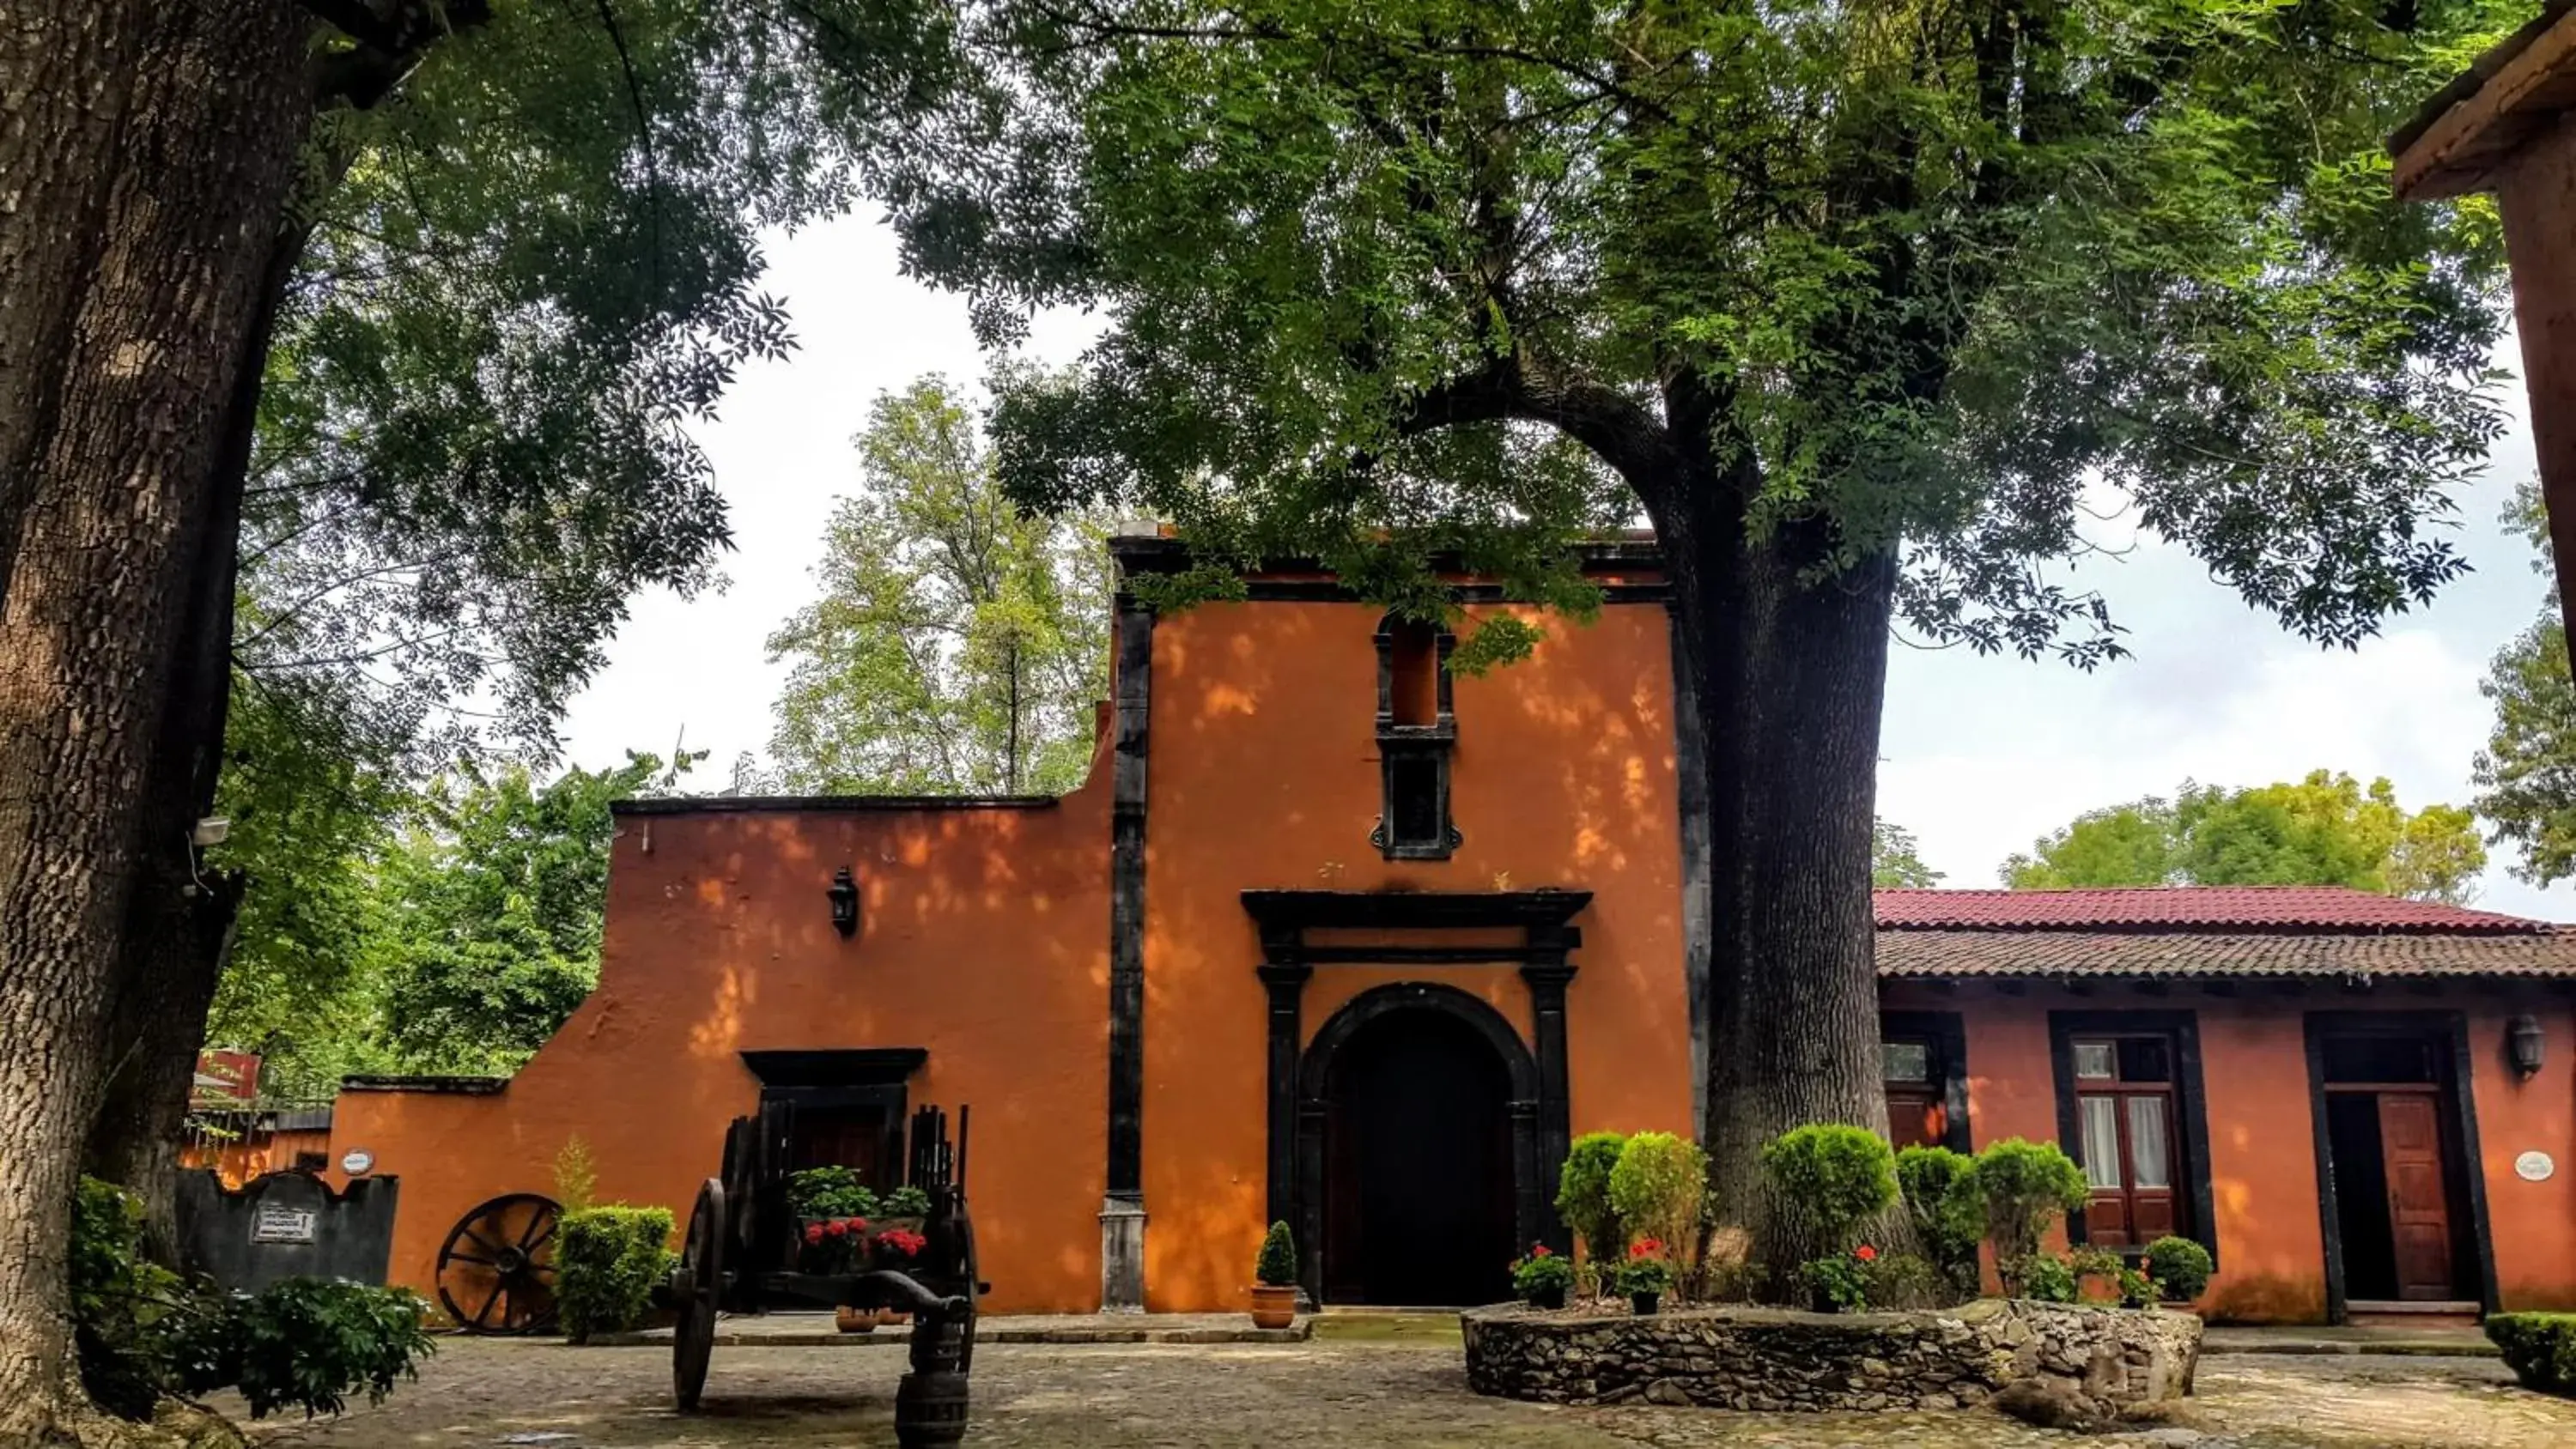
1872;886;2543;935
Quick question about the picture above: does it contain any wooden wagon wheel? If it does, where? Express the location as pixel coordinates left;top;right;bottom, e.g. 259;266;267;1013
673;1177;726;1412
435;1193;561;1336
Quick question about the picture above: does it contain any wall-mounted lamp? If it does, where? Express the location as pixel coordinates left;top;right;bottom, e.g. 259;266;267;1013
826;866;860;939
2510;1013;2546;1080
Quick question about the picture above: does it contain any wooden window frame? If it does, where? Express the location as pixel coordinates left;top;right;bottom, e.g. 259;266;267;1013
1370;614;1461;860
2049;1010;2217;1265
1880;1010;1972;1155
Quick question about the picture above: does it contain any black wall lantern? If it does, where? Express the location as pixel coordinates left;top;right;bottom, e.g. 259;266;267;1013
2510;1013;2546;1080
826;866;860;939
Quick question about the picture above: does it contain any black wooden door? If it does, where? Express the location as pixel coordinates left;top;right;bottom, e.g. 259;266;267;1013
1322;1009;1513;1305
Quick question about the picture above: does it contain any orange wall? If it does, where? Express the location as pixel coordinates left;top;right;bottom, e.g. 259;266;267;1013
337;737;1116;1316
1136;600;1692;1311
1884;983;2576;1323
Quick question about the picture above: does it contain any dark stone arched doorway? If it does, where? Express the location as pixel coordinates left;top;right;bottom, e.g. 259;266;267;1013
1322;1008;1515;1304
1297;983;1544;1307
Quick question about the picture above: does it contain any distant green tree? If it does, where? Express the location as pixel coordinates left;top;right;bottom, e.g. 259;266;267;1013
369;755;679;1073
2003;771;2484;902
2474;482;2576;884
767;376;1111;796
1871;821;1943;888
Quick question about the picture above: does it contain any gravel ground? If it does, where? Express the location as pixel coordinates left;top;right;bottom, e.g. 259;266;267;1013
225;1336;2576;1449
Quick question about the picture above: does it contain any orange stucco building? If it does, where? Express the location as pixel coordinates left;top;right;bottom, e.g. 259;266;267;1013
321;537;2576;1325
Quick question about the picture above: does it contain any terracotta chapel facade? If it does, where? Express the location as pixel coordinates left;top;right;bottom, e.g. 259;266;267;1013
319;536;2576;1324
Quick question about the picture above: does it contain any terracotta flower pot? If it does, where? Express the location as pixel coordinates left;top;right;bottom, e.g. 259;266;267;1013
1249;1283;1298;1330
835;1306;878;1334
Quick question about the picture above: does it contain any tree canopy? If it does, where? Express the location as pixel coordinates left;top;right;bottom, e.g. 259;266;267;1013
890;0;2511;658
2473;482;2576;885
2002;770;2486;902
766;375;1110;795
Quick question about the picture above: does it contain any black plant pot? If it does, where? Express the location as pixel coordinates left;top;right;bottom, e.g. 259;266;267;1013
1528;1284;1565;1311
1630;1292;1660;1316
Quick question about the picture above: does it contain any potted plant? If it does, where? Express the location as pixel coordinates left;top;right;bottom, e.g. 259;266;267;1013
1798;1244;1874;1313
1510;1243;1574;1310
1619;1239;1673;1315
1250;1222;1299;1328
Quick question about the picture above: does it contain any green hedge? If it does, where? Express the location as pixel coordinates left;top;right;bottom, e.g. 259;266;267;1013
2488;1313;2576;1396
558;1205;675;1343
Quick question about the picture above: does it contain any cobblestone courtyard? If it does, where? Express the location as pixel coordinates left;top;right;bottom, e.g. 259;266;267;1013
227;1333;2576;1449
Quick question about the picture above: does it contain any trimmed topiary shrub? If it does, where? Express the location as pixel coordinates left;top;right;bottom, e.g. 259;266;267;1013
1762;1125;1899;1251
2145;1235;2215;1302
2488;1313;2576;1396
1555;1131;1629;1264
1966;1137;2087;1289
1607;1132;1707;1261
1896;1145;1984;1300
558;1204;676;1343
1255;1222;1298;1287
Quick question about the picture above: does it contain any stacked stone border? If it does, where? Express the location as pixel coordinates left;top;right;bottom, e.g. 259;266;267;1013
1461;1299;2202;1416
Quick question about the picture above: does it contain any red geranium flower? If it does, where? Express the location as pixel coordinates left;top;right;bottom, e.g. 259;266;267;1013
805;1224;824;1246
1630;1238;1664;1259
848;1218;869;1234
879;1228;927;1257
1855;1245;1878;1263
1532;1244;1552;1258
824;1219;848;1239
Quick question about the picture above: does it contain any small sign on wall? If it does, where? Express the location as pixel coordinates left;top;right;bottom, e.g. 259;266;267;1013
340;1149;374;1176
251;1202;318;1245
2516;1150;2556;1183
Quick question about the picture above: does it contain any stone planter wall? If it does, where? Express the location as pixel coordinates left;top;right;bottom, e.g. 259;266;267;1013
1461;1298;2201;1416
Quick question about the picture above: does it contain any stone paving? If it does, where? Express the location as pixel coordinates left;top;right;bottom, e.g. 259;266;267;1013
224;1334;2576;1449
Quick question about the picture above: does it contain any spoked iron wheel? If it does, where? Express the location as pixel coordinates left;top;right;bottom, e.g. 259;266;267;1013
436;1193;562;1335
673;1178;726;1411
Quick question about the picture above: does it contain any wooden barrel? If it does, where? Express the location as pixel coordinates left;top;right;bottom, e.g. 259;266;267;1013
893;1370;970;1447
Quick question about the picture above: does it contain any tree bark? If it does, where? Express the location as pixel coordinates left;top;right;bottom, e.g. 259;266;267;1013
1650;465;1904;1286
0;3;315;1436
0;3;155;607
84;226;307;1257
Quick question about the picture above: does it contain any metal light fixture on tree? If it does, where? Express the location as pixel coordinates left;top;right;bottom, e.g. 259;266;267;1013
827;866;860;939
2510;1014;2546;1080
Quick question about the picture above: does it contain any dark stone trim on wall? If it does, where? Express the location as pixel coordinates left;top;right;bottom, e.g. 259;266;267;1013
1245;889;1589;1303
1881;1009;1973;1154
1104;588;1156;1308
1293;982;1551;1303
2301;1010;2500;1324
611;795;1060;815
2047;1009;2219;1267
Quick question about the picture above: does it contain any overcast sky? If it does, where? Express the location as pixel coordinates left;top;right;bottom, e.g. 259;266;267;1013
556;210;2570;922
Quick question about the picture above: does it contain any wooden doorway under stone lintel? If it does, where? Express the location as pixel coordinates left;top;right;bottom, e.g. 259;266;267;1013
1243;888;1587;1307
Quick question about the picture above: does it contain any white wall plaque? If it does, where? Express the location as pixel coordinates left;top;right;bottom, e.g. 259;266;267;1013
251;1202;318;1244
2517;1150;2555;1183
340;1149;374;1176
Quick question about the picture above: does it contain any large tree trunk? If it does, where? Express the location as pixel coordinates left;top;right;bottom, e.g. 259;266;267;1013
0;3;314;1436
1653;467;1902;1288
84;227;306;1254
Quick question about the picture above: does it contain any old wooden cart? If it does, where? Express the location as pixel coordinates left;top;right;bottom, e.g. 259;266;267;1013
665;1102;983;1446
